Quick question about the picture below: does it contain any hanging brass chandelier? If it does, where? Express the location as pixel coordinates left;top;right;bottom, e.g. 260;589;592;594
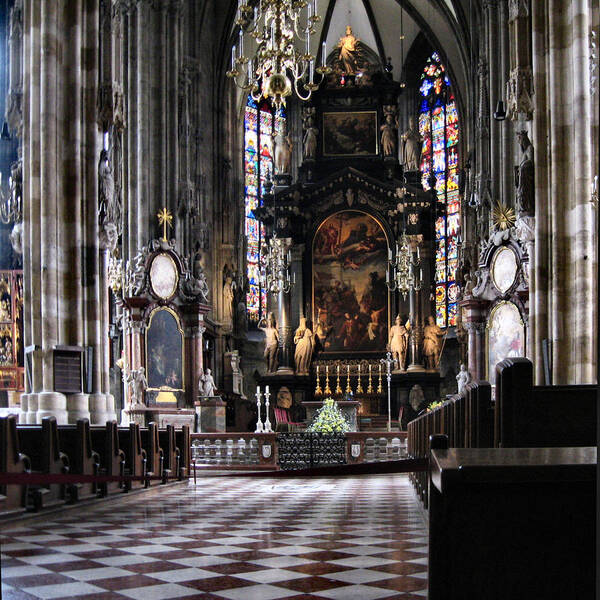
386;231;422;300
226;0;331;108
261;237;295;294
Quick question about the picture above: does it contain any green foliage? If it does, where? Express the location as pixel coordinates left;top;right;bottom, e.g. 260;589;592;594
306;397;351;434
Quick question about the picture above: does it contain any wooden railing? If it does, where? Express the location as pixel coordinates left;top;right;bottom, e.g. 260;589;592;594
190;431;408;469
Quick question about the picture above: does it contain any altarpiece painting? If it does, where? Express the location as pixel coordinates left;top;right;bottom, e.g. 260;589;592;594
312;210;388;353
487;301;525;380
322;111;378;156
146;307;184;391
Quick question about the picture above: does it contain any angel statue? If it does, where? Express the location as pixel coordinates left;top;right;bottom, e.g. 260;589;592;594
127;367;147;407
200;368;217;397
337;26;362;75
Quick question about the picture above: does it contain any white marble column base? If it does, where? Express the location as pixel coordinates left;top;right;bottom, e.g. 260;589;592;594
89;393;109;425
37;391;68;424
67;393;91;423
104;393;117;421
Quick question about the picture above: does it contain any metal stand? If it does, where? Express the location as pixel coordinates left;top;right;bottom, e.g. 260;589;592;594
255;387;264;433
381;352;394;432
263;386;273;433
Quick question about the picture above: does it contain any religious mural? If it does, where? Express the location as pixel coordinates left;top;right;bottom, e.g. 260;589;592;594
312;210;388;353
146;307;184;391
322;111;378;156
487;301;525;380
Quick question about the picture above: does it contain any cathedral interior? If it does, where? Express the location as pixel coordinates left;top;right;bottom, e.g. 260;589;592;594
0;1;598;598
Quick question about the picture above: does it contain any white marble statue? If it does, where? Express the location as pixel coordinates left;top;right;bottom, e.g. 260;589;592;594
401;117;422;171
303;115;318;160
294;317;314;375
127;367;147;406
456;363;470;395
273;129;292;175
258;312;279;372
200;368;217;397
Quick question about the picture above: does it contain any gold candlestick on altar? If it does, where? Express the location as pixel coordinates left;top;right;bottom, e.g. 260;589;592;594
335;364;342;395
314;365;322;396
377;363;383;394
324;365;332;395
356;363;363;394
345;364;352;394
367;363;373;394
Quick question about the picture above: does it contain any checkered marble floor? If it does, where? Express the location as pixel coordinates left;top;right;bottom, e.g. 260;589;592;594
1;474;428;599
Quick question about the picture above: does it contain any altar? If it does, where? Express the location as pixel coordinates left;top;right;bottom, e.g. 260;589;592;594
302;400;361;432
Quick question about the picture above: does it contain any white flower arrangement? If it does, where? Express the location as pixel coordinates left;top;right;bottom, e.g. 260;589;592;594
307;397;351;434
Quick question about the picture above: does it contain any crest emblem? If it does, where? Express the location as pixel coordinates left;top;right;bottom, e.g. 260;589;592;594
262;444;272;459
351;442;361;458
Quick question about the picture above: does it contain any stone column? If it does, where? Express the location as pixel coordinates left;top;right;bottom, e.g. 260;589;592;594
461;298;489;382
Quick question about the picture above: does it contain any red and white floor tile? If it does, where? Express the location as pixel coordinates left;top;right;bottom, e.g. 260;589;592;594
1;474;428;599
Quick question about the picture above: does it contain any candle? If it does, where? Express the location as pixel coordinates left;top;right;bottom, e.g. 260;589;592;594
379;363;382;374
358;364;361;374
369;364;372;374
337;365;340;375
321;41;327;66
256;385;260;395
266;385;269;394
231;45;236;70
388;246;392;260
316;365;319;376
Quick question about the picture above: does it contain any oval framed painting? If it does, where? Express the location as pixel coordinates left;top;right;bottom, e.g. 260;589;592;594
486;301;525;381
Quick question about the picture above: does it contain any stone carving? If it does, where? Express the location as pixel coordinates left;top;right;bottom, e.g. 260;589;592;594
273;128;292;175
258;312;279;373
506;67;533;121
126;245;148;296
9;221;22;255
180;266;209;302
293;317;314;375
222;272;235;327
422;316;446;370
9;160;22;221
6;0;23;140
127;367;147;406
380;105;398;158
515;130;534;216
400;117;422;171
99;222;118;252
302;112;318;160
456;364;470;395
590;28;598;96
388;315;409;371
508;0;529;21
200;368;217;397
98;149;119;227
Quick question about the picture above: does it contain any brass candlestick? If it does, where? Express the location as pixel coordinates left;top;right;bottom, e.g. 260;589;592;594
356;363;363;394
345;364;352;394
367;364;373;394
314;365;322;396
335;365;342;395
324;365;332;396
377;363;383;394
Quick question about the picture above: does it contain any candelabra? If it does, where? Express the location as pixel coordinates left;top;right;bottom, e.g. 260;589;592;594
261;237;295;294
226;0;331;108
377;363;383;394
255;387;264;433
386;231;422;299
263;385;273;433
380;352;394;432
323;365;332;395
314;365;322;396
335;365;342;395
355;364;363;394
367;364;373;394
345;364;352;394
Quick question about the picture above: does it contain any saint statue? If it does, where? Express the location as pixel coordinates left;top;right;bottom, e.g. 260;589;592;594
222;273;235;326
388;315;409;371
273;128;292;175
303;115;318;160
515;130;534;216
127;367;147;406
200;368;217;397
401;117;422;171
337;26;360;75
423;316;446;370
294;317;315;375
258;312;279;372
380;111;398;158
456;364;470;395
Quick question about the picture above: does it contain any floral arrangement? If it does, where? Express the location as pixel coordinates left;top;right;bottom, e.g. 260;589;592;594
307;397;351;434
427;400;443;412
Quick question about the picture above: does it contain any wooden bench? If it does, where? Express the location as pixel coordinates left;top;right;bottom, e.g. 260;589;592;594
174;425;190;478
158;425;179;481
118;423;147;490
428;436;595;599
89;421;125;496
0;415;30;518
56;420;100;502
18;417;69;511
274;407;304;432
139;422;163;484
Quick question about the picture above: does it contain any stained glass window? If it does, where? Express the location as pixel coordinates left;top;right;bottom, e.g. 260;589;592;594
418;52;460;328
243;96;286;324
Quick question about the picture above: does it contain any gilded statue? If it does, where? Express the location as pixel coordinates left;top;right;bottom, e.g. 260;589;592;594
388;315;409;371
423;316;446;370
337;26;360;75
294;317;315;375
222;273;235;326
401;117;422;171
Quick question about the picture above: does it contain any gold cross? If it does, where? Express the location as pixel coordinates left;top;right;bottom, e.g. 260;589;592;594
157;207;173;241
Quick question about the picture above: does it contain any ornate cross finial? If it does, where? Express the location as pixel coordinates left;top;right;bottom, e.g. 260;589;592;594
157;207;173;241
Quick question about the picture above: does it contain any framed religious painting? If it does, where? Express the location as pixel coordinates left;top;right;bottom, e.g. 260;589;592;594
312;210;389;354
145;307;184;396
486;301;525;381
322;111;378;157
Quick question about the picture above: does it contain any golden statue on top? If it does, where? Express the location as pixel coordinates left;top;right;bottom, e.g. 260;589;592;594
337;26;361;75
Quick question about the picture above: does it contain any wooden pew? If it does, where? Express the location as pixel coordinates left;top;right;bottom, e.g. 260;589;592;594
464;381;493;448
174;425;190;479
57;420;100;502
158;425;179;481
18;417;69;511
118;423;147;490
495;357;597;447
428;435;595;600
89;421;125;496
140;422;164;483
0;415;30;517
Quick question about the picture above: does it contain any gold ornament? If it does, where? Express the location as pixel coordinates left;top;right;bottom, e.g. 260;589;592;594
492;201;516;231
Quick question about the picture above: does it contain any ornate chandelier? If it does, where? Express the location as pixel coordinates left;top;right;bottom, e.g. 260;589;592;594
386;231;422;300
227;0;331;108
261;237;295;293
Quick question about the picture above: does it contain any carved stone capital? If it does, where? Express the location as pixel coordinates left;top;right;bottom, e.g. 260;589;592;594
464;322;486;334
508;0;528;22
506;67;534;121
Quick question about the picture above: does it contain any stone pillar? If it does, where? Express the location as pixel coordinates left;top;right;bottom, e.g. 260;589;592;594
461;298;489;382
